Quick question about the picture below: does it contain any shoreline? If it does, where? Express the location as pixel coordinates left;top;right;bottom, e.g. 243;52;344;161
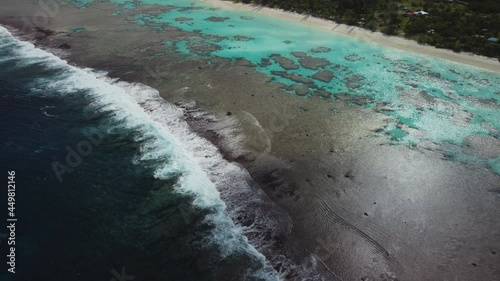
0;23;306;280
204;0;500;73
2;1;500;280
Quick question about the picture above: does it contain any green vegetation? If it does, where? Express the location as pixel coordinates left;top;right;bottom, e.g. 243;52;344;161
234;0;500;60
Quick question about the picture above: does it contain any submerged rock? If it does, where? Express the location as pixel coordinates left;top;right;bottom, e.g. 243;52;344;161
175;17;193;22
240;16;254;20
343;74;365;90
206;16;230;22
233;35;254;41
344;54;365;62
310;46;331;53
311;70;335;82
298;55;331;70
234;57;255;67
178;6;204;12
290;84;310;96
271;71;314;84
313;89;332;99
273;56;299;70
291;51;307;58
187;41;221;56
260;58;272;67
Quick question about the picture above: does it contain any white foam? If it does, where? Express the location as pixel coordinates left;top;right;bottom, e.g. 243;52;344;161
40;105;57;117
1;25;285;280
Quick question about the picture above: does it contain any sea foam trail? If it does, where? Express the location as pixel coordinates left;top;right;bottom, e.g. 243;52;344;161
0;25;289;280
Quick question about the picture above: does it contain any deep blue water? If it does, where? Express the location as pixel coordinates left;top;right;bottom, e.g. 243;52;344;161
0;27;279;281
0;32;200;281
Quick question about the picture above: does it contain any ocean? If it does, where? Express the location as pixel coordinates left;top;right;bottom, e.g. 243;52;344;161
1;0;499;280
0;26;284;281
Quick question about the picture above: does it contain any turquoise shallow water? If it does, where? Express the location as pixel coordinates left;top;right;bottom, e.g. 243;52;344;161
66;0;500;174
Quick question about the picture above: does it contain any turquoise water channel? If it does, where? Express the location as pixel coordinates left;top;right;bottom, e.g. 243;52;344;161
66;0;500;174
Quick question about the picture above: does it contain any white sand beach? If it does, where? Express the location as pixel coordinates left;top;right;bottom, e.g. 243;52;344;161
204;0;500;72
